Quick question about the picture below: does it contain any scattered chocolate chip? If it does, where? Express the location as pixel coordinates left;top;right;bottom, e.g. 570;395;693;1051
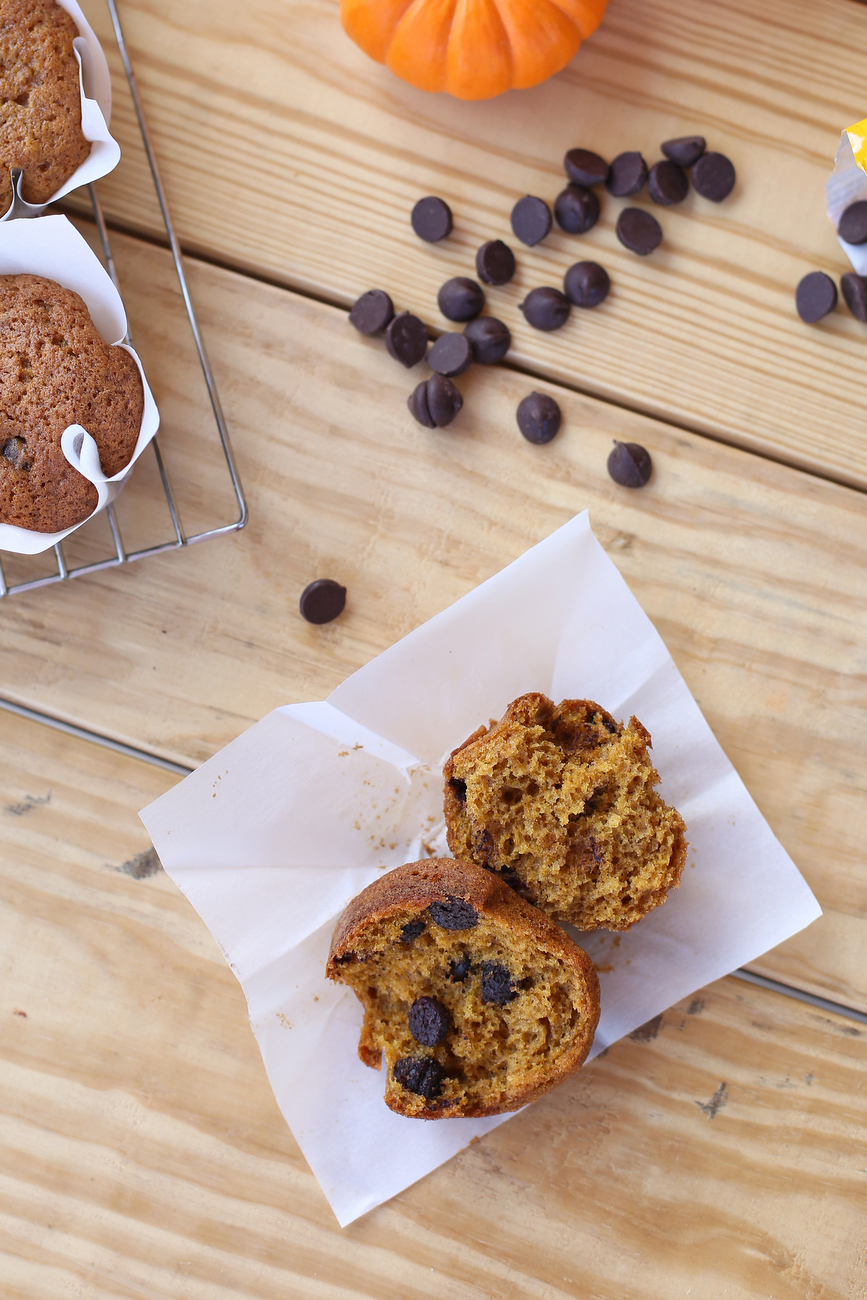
554;184;600;234
519;286;571;331
606;151;648;197
648;159;689;206
516;392;561;445
407;374;463;428
386;311;428;367
476;240;516;286
564;148;609;188
448;776;467;803
607;440;653;488
409;996;450;1046
838;200;867;246
563;261;610;308
429;896;478;930
333;952;355;964
841;271;867;322
661;135;706;168
400;919;426;943
393;1056;445;1099
2;436;28;469
691;152;735;202
795;271;837;323
481;962;518;1005
411;196;453;242
438;277;485;322
349;289;394;335
616;208;662;256
463;316;511;365
448;954;471;982
511;195;553;247
428;332;472;377
299;579;346;624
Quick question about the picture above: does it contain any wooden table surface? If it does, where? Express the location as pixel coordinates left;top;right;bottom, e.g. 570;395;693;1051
2;0;867;1295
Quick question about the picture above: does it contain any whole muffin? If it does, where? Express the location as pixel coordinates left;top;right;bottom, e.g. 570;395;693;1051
0;274;144;532
327;857;600;1119
444;693;688;931
0;0;92;212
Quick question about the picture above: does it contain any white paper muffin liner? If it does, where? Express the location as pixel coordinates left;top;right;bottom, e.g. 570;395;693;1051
5;0;122;210
0;215;159;555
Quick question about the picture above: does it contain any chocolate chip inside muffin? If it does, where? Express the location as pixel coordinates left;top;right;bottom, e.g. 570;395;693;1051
443;693;688;931
0;0;92;213
326;858;600;1119
0;274;144;533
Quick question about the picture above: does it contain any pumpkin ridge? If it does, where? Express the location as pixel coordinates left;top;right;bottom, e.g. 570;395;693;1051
547;0;608;40
387;0;461;93
446;0;513;100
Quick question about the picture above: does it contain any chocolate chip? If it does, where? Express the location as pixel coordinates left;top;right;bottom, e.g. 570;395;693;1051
795;272;837;323
661;135;706;168
481;962;518;1005
438;277;485;322
564;148;609;188
838;201;867;246
349;289;394;335
448;954;471;983
386;311;428;367
841;271;867;322
519;286;571;331
408;374;463;428
691;152;735;202
394;1056;445;1099
648;160;688;206
463;316;510;365
2;436;28;469
511;195;553;247
607;440;652;488
400;919;426;943
516;392;561;445
428;332;472;377
476;240;516;286
616;208;662;256
333;951;355;964
409;996;450;1046
448;776;467;803
563;261;610;308
554;184;600;234
411;196;453;242
606;152;648;197
429;896;478;930
299;579;346;623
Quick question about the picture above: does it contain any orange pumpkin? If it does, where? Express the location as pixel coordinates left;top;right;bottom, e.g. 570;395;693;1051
341;0;610;101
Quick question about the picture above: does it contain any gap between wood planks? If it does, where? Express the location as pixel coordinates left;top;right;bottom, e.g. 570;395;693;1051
60;206;867;501
3;692;866;1030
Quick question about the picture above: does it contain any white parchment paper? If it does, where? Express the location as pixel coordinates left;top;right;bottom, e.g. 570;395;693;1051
826;124;867;273
141;512;821;1227
0;215;159;554
37;0;121;203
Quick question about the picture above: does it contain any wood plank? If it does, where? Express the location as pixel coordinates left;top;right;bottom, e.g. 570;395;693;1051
69;0;867;486
2;710;866;1300
0;228;865;1010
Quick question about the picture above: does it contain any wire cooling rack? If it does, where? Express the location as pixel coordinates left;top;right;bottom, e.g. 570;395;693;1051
0;0;247;598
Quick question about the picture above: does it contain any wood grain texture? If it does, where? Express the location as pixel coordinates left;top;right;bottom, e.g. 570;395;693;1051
0;229;865;1010
2;709;866;1299
68;0;867;486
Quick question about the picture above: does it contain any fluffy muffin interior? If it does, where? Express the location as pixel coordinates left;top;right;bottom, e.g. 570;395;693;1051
333;900;595;1118
444;693;687;930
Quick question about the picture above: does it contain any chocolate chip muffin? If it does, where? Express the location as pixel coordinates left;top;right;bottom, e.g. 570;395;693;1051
326;857;600;1119
0;0;92;213
443;693;688;931
0;274;143;532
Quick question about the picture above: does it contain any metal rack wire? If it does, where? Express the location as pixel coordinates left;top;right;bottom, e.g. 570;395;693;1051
0;0;247;598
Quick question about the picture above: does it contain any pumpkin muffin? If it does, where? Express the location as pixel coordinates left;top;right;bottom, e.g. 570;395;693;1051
443;693;687;931
0;0;92;214
0;274;143;533
326;857;600;1119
